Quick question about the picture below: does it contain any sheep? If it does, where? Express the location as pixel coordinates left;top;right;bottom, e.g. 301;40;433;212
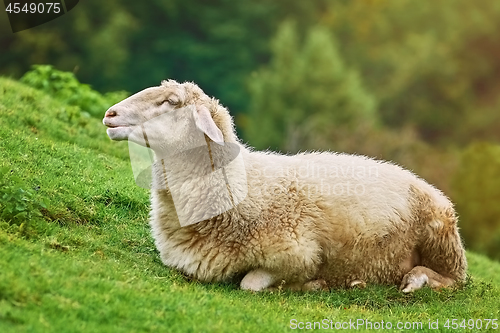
102;79;467;293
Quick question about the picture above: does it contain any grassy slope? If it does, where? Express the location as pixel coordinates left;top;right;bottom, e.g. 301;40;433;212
0;77;499;333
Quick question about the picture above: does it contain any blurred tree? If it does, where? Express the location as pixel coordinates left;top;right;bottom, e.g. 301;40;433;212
244;21;376;152
0;0;137;93
452;142;500;260
2;0;499;145
322;0;500;144
0;0;329;114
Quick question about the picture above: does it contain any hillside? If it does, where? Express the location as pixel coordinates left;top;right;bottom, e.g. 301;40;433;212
0;78;499;333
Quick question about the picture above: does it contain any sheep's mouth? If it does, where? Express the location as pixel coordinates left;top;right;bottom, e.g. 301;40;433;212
105;124;135;141
105;124;130;129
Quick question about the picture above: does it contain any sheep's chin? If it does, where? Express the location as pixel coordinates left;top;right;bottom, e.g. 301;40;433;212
106;126;135;141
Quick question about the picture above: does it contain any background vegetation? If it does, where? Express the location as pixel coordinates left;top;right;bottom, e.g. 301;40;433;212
0;77;499;333
0;1;500;330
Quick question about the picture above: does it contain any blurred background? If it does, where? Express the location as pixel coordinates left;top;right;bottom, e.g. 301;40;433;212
1;0;499;260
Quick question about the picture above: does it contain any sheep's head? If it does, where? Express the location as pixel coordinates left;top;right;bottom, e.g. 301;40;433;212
103;81;247;225
103;80;225;145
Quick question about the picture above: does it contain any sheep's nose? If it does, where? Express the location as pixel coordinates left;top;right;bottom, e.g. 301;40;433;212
105;109;117;117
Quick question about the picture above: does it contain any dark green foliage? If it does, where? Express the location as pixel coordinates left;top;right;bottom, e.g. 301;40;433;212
452;142;500;260
245;21;376;152
20;65;127;118
0;0;311;113
2;0;500;145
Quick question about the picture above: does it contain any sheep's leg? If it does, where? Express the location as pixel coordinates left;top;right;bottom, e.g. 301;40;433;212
403;209;467;293
240;269;276;291
399;266;454;293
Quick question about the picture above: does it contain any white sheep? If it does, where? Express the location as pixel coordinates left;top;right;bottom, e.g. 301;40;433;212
103;80;467;292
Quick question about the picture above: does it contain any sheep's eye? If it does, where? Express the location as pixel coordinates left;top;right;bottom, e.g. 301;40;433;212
167;98;180;105
156;97;180;107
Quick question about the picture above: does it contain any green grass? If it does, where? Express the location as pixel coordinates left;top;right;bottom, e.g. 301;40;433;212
0;77;499;333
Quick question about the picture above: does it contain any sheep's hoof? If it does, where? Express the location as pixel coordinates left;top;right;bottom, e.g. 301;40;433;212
399;272;428;293
349;279;366;289
400;266;454;293
302;279;329;292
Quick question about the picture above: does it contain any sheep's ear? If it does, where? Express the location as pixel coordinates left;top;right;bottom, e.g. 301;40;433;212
194;105;224;145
